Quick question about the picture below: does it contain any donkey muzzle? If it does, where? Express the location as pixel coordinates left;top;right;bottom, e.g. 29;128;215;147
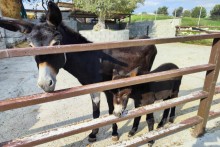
37;62;57;92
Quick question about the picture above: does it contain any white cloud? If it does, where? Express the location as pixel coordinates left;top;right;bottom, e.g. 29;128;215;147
144;1;160;6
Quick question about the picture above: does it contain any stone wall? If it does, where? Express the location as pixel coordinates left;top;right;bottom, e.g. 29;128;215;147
0;17;181;49
126;19;181;38
79;29;129;43
4;30;26;48
77;19;181;39
77;23;121;31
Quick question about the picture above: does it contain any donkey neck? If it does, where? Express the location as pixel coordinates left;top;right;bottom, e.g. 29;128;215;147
59;23;102;84
58;23;91;44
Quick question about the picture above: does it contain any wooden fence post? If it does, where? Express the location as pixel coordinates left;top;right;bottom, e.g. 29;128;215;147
193;38;220;137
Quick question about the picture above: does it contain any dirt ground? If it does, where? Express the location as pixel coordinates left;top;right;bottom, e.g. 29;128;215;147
0;43;220;147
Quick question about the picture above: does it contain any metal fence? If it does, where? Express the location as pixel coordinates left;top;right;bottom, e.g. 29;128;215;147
175;26;220;36
1;34;220;146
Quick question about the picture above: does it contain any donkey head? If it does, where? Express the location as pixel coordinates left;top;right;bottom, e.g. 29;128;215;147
111;68;139;117
0;1;65;92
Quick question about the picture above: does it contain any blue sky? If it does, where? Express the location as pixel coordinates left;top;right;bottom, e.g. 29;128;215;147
134;0;220;15
23;0;220;16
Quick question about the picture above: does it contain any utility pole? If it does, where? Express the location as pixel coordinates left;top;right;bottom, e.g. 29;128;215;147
155;9;157;20
175;9;177;17
198;6;202;26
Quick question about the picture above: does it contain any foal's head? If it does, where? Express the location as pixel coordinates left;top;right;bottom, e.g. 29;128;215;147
0;1;66;92
111;68;138;117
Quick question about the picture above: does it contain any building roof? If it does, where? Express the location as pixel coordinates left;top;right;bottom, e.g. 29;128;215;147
58;2;131;20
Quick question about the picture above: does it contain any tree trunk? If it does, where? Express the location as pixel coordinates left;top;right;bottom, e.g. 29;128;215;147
93;9;106;31
0;0;22;19
97;17;105;30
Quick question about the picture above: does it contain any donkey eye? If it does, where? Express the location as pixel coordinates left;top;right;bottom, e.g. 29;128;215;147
53;42;60;46
50;40;60;46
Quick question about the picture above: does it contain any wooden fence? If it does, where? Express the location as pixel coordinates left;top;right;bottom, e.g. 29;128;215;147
1;34;220;146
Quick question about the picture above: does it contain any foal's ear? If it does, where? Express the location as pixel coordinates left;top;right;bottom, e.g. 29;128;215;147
46;1;62;27
0;17;34;34
127;67;139;77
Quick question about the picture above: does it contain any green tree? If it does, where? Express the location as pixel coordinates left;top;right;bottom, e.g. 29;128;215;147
191;6;207;18
157;6;169;15
210;4;220;20
74;0;144;30
182;10;191;17
172;7;183;17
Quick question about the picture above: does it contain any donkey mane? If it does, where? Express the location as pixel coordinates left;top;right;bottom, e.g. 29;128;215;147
58;22;91;45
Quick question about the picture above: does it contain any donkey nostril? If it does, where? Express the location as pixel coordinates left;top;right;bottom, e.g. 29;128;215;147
49;80;53;87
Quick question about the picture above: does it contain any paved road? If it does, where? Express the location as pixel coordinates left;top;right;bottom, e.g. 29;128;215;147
0;43;220;147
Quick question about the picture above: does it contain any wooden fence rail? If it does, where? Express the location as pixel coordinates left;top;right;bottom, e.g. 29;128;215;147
1;34;220;59
0;64;215;112
2;87;220;147
0;90;209;146
1;34;220;146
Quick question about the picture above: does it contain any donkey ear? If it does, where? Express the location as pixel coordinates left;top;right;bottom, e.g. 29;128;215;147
127;67;139;77
46;1;62;27
0;17;34;34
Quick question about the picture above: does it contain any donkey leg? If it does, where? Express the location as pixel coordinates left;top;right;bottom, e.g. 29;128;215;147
105;91;119;141
146;113;155;145
157;108;170;129
129;100;142;137
88;92;101;142
169;106;176;123
157;96;172;128
128;116;141;137
169;94;178;123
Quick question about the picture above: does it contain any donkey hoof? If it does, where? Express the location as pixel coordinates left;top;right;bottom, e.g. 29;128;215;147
157;125;163;129
88;137;97;142
128;132;135;137
157;122;164;129
128;129;137;137
169;117;175;123
88;134;97;142
148;140;155;147
112;135;119;141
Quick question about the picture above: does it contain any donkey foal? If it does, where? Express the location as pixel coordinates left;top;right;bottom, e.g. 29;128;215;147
111;63;182;145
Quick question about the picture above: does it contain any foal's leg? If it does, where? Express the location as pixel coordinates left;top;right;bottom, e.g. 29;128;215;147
88;92;101;142
105;91;119;141
157;108;170;128
146;113;155;145
157;96;172;128
128;117;141;137
169;93;178;123
169;106;176;123
128;100;142;137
